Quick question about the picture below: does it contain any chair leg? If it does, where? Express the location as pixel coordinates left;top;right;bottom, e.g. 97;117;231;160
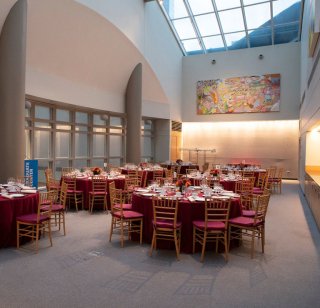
149;230;155;256
109;217;114;242
261;227;265;253
139;220;143;244
120;220;124;248
192;226;196;253
48;222;52;247
200;231;207;262
251;230;255;259
35;224;40;253
174;230;180;260
224;232;228;262
16;222;20;249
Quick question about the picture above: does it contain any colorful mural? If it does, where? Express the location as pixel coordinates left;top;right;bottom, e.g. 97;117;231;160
196;74;281;115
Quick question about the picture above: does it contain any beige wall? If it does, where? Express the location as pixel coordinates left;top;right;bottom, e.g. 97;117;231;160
182;120;299;178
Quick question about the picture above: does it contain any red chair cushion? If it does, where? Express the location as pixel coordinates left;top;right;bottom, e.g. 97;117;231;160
229;216;262;227
192;220;225;230
89;192;107;195
67;190;83;194
242;210;256;217
113;210;143;219
41;204;64;212
114;203;132;210
253;188;263;194
17;214;50;224
153;219;182;229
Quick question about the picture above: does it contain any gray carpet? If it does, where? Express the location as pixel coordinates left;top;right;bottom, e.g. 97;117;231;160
0;180;319;307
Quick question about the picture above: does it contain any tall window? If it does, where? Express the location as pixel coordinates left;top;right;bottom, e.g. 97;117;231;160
141;119;154;162
25;99;126;184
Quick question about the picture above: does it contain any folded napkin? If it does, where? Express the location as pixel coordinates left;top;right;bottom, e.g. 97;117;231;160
187;196;195;202
1;194;14;199
20;189;37;194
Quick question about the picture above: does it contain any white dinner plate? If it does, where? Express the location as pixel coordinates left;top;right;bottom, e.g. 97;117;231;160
10;194;25;198
142;193;156;197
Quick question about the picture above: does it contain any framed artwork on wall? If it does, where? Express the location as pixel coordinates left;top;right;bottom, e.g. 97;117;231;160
196;74;281;115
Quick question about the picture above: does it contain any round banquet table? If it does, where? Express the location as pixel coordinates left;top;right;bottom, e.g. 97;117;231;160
0;193;39;248
131;193;241;253
74;177;126;210
160;164;199;174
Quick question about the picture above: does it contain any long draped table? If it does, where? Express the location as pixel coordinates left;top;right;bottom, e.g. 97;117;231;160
131;193;241;253
0;193;39;248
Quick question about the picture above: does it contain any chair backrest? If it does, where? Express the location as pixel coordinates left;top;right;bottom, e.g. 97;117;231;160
59;182;68;209
92;176;107;192
127;169;138;178
39;191;52;222
152;196;179;229
164;168;173;178
275;167;284;179
256;170;267;188
205;198;231;229
254;193;271;223
241;171;255;178
109;181;125;214
63;175;77;191
125;177;139;190
153;169;164;180
62;167;75;176
235;178;254;195
268;166;277;179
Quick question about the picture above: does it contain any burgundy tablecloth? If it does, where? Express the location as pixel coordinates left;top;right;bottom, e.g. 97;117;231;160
75;177;126;210
0;193;39;248
131;194;241;253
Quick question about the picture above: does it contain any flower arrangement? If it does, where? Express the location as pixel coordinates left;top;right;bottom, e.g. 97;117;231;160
92;167;102;175
176;177;191;192
210;169;220;177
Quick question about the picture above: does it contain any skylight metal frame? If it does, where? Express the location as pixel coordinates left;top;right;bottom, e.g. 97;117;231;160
156;0;303;55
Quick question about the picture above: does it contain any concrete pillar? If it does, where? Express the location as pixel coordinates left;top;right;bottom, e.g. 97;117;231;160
125;63;142;164
0;0;27;183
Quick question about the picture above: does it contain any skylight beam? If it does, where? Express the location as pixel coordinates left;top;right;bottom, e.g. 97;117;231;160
270;0;274;45
156;0;187;55
183;0;207;53
211;0;227;50
240;0;250;48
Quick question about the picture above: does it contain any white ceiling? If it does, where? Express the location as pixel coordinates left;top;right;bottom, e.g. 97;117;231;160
1;0;169;105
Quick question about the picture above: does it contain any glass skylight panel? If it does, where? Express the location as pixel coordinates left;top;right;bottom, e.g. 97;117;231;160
165;0;188;19
182;39;202;52
245;3;271;30
225;32;247;48
249;27;272;47
203;35;225;50
188;0;213;15
215;0;241;11
273;0;300;16
172;18;196;40
195;13;220;37
219;8;245;33
243;0;269;5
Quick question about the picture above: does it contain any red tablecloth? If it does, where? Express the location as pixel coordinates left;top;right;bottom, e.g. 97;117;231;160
131;193;241;253
74;177;126;210
0;193;39;248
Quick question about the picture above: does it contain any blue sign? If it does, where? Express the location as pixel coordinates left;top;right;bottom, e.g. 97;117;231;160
24;160;38;188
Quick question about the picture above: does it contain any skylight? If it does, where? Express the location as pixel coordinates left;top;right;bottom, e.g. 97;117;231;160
158;0;302;55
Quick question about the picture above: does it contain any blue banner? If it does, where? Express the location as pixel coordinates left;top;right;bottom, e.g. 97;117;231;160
24;160;38;188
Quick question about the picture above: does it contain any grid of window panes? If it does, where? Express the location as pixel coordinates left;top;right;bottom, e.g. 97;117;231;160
159;0;302;55
25;100;125;184
141;119;154;163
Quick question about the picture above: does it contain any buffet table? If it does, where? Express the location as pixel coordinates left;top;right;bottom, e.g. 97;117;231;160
131;193;241;253
0;193;39;248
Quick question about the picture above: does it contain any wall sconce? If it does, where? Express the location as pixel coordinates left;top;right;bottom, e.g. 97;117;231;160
259;54;264;60
211;59;216;64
